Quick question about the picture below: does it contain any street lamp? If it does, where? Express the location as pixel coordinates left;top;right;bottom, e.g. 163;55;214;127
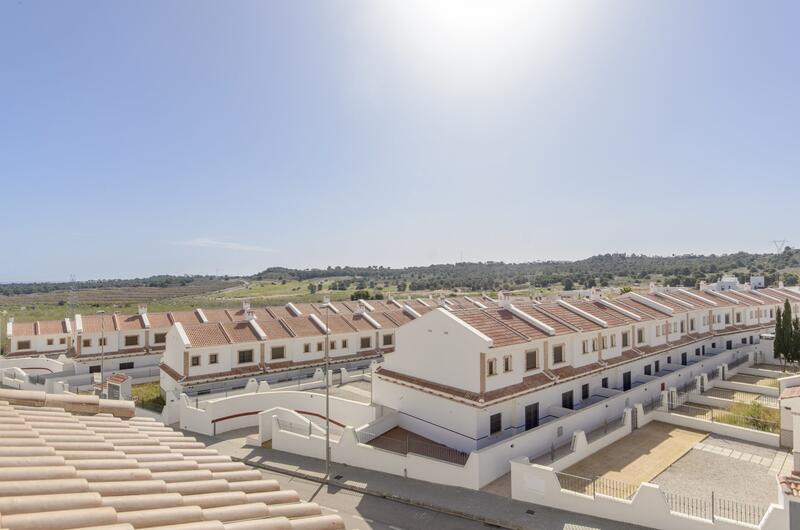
323;296;331;478
97;310;105;396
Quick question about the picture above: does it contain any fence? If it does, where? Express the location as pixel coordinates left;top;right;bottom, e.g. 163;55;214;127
555;472;639;500
664;491;766;526
669;403;779;433
642;395;661;413
708;367;720;381
558;473;767;526
356;429;469;466
728;354;749;369
276;418;314;437
585;415;625;444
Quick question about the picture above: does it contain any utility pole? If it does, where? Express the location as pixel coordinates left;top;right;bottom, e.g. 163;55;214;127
323;296;331;478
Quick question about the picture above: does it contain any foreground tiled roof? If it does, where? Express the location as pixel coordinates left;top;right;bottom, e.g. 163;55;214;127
0;389;344;530
780;471;800;497
780;386;800;399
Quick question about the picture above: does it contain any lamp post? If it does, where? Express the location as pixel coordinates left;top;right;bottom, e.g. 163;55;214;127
97;310;106;396
323;296;331;478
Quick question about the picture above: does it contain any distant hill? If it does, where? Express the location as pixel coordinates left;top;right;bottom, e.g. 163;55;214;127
252;248;800;292
3;249;800;297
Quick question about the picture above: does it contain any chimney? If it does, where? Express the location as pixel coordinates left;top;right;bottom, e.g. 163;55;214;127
242;301;251;312
699;280;708;291
779;281;785;289
138;305;147;315
245;310;256;321
649;282;656;293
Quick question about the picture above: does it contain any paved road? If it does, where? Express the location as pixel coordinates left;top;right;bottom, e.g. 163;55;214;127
255;469;489;530
190;427;649;530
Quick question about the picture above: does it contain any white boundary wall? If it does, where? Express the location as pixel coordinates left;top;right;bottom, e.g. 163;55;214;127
510;461;789;530
270;415;482;489
178;388;376;436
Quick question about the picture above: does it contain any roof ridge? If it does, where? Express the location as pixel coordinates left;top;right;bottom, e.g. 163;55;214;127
277;317;297;337
382;311;401;327
484;309;531;342
217;322;233;344
530;305;581;332
340;314;358;332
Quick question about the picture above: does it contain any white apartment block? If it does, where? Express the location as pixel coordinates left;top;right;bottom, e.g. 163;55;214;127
373;285;800;453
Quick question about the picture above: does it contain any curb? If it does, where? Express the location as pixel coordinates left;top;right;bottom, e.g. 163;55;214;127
234;456;521;530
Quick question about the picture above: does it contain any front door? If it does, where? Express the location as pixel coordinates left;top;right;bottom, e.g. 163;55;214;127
623;371;632;391
681;352;688;366
525;403;539;430
562;390;574;410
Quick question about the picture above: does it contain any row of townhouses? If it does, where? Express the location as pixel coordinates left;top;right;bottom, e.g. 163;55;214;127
372;285;800;452
3;297;493;387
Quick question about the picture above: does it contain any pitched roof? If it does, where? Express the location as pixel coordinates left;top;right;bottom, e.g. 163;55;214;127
0;389;343;529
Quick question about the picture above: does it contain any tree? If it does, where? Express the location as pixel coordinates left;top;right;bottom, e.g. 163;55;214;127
792;316;800;367
307;283;317;294
562;278;574;291
774;307;784;366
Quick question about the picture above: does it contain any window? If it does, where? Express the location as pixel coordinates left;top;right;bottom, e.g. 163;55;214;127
601;336;607;349
741;338;747;345
47;339;54;346
525;350;538;371
209;354;218;364
637;328;644;344
601;377;608;388
154;333;167;344
655;326;661;338
622;332;629;348
360;337;371;349
610;334;616;348
736;313;741;323
503;356;512;372
644;364;651;376
238;350;254;364
89;365;101;373
553;345;565;364
17;340;31;350
59;338;66;345
667;355;672;364
329;341;336;350
119;361;134;370
690;318;695;331
82;339;92;348
383;333;394;346
591;339;597;352
303;343;310;353
654;360;660;373
317;342;324;352
271;346;286;360
124;335;139;347
342;339;348;349
724;314;730;325
490;413;502;435
487;358;497;376
582;340;589;354
581;383;589;400
680;321;685;333
98;337;107;346
191;356;200;367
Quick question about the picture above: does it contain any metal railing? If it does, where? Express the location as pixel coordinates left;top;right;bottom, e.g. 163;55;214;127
642;395;661;413
585;416;625;444
357;429;469;466
708;367;720;381
669;403;779;433
276;418;314;437
556;472;638;500
665;491;766;526
728;355;749;369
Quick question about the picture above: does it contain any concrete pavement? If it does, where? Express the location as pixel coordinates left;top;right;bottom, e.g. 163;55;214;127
188;427;649;530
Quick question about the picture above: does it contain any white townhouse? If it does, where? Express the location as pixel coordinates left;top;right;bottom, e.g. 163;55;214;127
159;300;434;394
373;286;799;453
4;317;72;356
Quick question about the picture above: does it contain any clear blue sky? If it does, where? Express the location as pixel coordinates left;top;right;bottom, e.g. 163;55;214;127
1;1;798;282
